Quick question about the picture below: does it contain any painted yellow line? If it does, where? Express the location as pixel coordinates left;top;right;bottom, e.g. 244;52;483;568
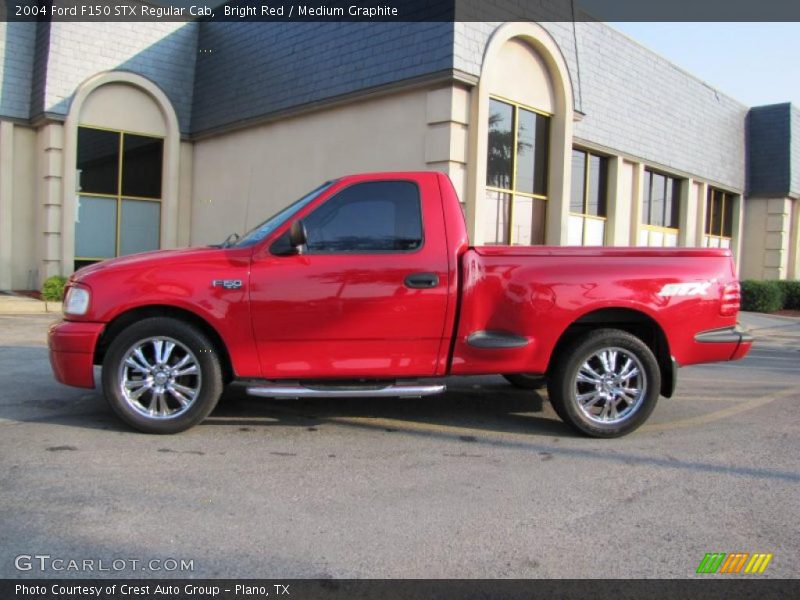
641;387;797;432
326;414;543;443
323;387;797;440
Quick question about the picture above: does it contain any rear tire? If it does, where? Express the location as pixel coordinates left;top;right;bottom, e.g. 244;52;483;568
503;373;546;390
102;317;223;434
547;328;660;438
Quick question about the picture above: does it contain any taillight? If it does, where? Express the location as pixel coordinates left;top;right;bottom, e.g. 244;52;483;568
720;281;740;316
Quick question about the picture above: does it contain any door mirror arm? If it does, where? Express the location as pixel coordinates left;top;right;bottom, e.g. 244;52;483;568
289;220;308;255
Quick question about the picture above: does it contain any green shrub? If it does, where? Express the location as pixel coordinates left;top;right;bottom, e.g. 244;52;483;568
740;280;784;313
778;280;800;310
41;275;68;302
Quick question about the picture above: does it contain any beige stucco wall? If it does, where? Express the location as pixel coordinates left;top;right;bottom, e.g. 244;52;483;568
78;82;168;135
787;197;799;280
740;197;790;280
11;125;37;289
177;141;194;247
0;121;50;290
482;38;555;114
190;88;433;245
0;121;12;290
425;85;470;208
606;157;634;246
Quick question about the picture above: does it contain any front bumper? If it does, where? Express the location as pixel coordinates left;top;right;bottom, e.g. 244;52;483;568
694;324;754;361
48;320;106;389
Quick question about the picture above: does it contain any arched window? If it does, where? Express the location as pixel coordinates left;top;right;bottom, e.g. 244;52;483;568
472;25;573;247
62;72;180;276
74;126;164;270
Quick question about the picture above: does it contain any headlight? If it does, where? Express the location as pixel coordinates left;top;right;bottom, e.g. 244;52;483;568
63;286;90;315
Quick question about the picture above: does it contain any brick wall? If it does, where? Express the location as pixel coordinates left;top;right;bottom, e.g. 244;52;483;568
0;22;37;120
35;21;199;133
0;17;770;194
190;22;454;134
747;104;791;197
455;20;747;190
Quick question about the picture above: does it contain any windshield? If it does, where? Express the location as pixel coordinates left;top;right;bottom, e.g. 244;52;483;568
231;181;334;248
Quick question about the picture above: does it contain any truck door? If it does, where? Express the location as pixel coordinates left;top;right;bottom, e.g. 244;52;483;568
248;176;450;379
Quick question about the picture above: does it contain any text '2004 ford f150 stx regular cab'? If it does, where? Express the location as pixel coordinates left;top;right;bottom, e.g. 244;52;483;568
49;172;752;437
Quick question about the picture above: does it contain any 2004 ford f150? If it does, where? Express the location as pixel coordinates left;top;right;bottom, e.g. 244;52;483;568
49;171;753;437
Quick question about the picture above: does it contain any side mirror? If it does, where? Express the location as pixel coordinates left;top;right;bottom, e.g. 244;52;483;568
289;220;308;254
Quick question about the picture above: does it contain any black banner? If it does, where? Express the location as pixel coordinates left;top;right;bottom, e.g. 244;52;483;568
3;579;800;600
4;0;800;22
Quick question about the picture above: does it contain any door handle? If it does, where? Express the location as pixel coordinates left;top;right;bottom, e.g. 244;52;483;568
404;272;439;289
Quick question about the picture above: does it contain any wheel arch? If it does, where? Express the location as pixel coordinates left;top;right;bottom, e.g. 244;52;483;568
547;307;676;398
93;305;234;383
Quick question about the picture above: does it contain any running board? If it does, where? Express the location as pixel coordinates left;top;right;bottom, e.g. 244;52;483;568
246;383;446;399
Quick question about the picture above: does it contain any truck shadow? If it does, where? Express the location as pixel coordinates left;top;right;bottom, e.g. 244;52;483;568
203;375;574;438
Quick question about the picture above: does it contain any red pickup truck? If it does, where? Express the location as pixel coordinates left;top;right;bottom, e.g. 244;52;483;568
49;171;752;437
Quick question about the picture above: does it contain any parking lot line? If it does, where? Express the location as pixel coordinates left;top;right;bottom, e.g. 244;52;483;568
641;386;797;432
318;385;797;440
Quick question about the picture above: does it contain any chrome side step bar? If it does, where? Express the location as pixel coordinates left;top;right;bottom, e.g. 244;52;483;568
246;383;446;399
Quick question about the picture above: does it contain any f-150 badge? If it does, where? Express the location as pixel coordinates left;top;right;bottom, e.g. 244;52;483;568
212;279;243;290
657;282;712;297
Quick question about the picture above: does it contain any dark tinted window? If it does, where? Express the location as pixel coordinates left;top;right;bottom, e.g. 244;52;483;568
706;188;735;238
722;196;733;237
643;169;681;228
77;128;119;195
122;134;163;198
587;154;607;217
531;111;549;195
303;181;422;253
570;149;586;212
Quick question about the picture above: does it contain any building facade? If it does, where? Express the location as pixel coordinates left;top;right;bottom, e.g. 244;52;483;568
1;16;799;291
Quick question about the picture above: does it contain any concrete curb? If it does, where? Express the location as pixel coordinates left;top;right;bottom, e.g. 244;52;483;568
0;294;62;315
738;311;800;333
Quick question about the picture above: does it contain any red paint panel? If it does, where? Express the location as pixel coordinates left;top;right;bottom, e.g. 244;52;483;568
60;246;261;378
48;321;105;388
452;247;746;375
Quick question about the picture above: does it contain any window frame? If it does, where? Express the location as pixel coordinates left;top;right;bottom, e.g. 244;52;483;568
704;187;735;247
641;167;682;246
285;179;426;256
569;148;609;246
75;125;164;262
485;94;551;245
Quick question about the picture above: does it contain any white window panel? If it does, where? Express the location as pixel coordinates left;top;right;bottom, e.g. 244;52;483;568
568;215;584;245
585;219;605;246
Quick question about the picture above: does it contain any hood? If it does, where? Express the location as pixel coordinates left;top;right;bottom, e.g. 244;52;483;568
71;246;226;282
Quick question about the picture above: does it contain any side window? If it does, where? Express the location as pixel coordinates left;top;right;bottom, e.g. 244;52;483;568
303;181;423;253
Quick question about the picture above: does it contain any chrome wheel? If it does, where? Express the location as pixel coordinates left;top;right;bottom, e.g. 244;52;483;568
118;336;202;419
573;347;646;425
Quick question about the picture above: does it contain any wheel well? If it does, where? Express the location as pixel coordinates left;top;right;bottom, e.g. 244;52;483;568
547;308;675;398
93;305;234;383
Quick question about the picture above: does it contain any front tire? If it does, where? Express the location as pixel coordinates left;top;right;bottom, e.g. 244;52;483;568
102;317;223;434
547;329;660;438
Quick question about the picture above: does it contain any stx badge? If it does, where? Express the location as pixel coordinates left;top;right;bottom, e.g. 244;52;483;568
657;282;712;297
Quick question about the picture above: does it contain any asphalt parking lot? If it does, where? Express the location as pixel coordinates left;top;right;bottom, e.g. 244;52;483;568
1;313;798;579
